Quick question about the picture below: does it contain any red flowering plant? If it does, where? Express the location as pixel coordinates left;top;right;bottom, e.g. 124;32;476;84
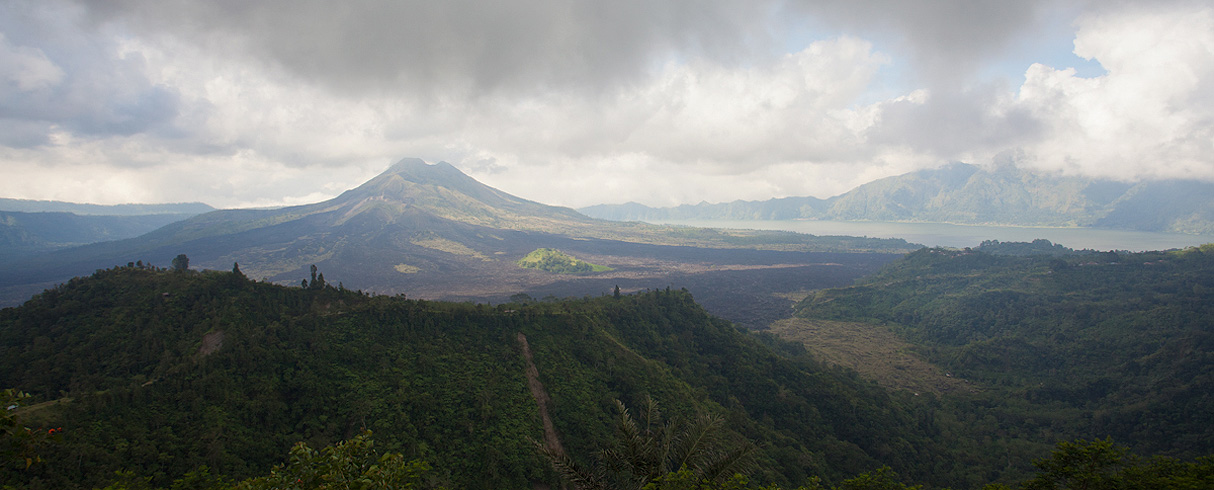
1;389;61;471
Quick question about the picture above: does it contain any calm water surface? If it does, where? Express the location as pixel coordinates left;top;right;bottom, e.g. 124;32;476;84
650;219;1214;252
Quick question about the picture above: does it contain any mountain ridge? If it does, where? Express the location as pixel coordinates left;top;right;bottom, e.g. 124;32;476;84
0;198;214;216
0;158;914;310
579;163;1214;234
0;198;216;261
336;157;590;226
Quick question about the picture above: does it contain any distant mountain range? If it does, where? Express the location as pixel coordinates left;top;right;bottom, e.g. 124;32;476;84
0;200;214;261
0;211;198;259
0;158;912;310
0;198;213;216
579;163;1214;234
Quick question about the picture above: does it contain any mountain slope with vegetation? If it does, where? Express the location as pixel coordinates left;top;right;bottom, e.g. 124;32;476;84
0;158;914;310
517;248;611;274
791;244;1214;462
580;163;1214;234
1;265;979;489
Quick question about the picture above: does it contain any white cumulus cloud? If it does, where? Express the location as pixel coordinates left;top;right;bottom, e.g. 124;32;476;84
1014;3;1214;181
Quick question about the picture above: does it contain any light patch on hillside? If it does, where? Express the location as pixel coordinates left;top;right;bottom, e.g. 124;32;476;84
410;235;490;261
394;263;421;274
772;289;816;304
768;318;968;395
198;330;224;356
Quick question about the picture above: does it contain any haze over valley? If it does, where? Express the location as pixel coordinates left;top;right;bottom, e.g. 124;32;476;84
3;1;1214;489
0;159;916;326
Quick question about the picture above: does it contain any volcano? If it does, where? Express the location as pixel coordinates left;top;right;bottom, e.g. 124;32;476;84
0;159;913;322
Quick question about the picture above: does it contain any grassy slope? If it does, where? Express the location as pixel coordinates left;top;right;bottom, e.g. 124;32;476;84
767;318;966;396
516;248;612;274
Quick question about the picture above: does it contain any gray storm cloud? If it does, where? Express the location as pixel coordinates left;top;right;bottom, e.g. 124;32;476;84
786;0;1059;88
0;1;184;148
76;0;1070;98
81;0;780;98
0;0;1210;208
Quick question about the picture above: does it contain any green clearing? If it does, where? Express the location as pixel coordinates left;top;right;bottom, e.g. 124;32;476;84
517;248;612;274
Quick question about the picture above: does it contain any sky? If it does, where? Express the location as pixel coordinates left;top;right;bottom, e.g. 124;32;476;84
1;0;1212;209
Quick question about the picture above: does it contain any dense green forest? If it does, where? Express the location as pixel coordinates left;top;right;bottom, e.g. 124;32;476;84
795;244;1214;467
0;265;964;489
3;255;1213;489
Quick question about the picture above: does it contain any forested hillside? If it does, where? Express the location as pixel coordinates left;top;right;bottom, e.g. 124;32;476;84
794;244;1214;463
3;265;972;489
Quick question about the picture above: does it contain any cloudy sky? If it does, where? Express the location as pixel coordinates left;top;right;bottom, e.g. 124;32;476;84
2;0;1212;209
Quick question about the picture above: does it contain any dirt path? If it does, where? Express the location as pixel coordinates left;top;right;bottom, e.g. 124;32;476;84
517;332;566;459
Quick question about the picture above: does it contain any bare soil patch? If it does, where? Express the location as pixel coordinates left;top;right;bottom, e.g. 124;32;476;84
198;330;224;356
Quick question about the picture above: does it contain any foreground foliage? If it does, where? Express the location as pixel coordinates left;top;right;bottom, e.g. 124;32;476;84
540;396;753;490
14;405;1208;489
546;437;1214;490
233;430;430;490
1;389;58;473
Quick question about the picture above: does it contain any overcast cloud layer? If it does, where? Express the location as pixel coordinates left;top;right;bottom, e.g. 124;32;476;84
1;0;1212;208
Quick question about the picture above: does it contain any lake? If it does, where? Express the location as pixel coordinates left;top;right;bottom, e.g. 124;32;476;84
649;219;1214;252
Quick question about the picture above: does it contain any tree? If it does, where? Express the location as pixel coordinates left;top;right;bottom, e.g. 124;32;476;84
1022;438;1130;490
172;254;190;271
835;467;922;490
167;465;231;490
96;470;155;490
541;396;753;490
1020;438;1214;490
233;430;430;490
305;265;328;290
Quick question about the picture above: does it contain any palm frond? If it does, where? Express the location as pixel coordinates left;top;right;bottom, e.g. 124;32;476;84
672;413;726;472
536;438;606;490
696;445;757;484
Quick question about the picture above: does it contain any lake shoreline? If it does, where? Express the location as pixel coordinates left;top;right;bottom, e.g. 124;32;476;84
648;219;1214;252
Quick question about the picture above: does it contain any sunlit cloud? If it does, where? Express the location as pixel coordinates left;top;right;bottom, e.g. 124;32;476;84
0;0;1211;209
1014;3;1214;181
